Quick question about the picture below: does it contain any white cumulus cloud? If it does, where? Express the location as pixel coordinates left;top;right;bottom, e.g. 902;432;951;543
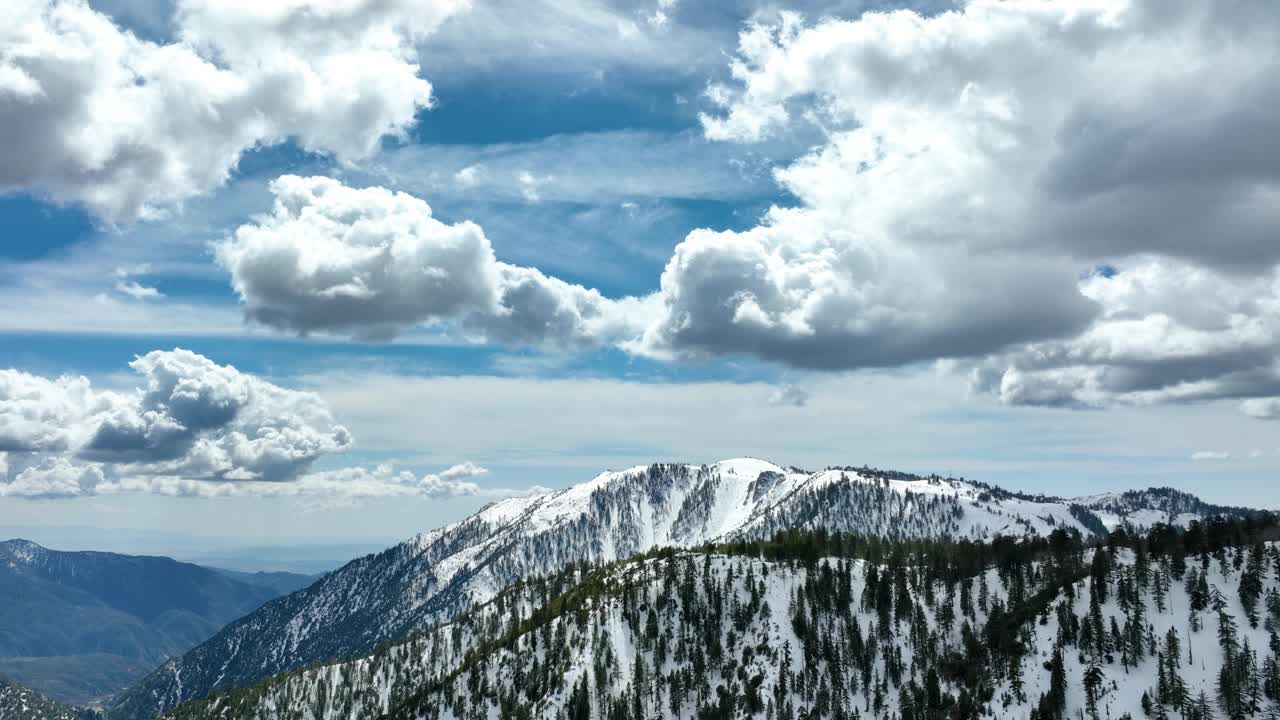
216;175;651;348
1240;397;1280;420
0;348;351;486
51;0;1279;428
627;0;1280;419
0;457;104;499
972;259;1280;411
0;0;464;221
0;348;509;502
654;0;1280;374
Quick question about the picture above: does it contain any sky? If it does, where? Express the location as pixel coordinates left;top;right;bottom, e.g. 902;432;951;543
1;0;1279;565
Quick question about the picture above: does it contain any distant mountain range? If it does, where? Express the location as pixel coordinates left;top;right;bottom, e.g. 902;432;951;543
0;539;314;706
0;527;388;576
106;459;1261;719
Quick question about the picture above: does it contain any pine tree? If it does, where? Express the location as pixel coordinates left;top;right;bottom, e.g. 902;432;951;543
1265;652;1280;702
569;675;592;720
1007;650;1026;703
1153;568;1168;614
1240;544;1265;628
1129;586;1147;663
1089;591;1107;659
1219;608;1240;656
1197;690;1217;720
1153;695;1170;720
1084;664;1107;720
926;666;942;717
1163;627;1186;706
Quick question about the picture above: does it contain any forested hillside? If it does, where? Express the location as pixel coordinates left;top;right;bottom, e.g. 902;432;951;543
0;677;101;720
165;515;1280;720
111;460;1254;720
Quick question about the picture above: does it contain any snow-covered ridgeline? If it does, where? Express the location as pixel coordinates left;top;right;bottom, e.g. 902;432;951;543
165;540;1280;720
113;459;1258;720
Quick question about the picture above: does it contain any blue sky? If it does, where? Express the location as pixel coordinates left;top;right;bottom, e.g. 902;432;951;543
2;0;1279;565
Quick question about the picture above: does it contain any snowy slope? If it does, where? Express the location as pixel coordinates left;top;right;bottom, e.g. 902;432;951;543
996;545;1280;720
1070;488;1252;532
163;537;1280;720
0;677;99;720
110;460;1258;720
164;552;1020;720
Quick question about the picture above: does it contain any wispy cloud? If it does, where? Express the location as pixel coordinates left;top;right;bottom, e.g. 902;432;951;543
114;281;164;301
767;384;809;407
371;129;780;206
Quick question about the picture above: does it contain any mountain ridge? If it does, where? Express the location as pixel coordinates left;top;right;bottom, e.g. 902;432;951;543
0;676;101;720
0;539;311;706
108;459;1264;719
161;516;1280;720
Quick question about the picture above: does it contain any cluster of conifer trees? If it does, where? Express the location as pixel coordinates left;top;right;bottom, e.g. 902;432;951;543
169;513;1280;720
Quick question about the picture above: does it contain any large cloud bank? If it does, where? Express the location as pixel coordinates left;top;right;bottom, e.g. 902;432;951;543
212;0;1280;421
0;349;487;499
0;0;463;220
684;0;1280;400
15;0;1278;424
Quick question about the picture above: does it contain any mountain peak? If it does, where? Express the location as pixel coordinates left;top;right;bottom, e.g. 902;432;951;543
0;537;47;564
108;460;1260;720
709;457;786;475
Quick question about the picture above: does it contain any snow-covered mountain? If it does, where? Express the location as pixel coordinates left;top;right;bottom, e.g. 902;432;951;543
1070;488;1253;535
108;459;1258;719
162;524;1280;720
0;677;100;720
